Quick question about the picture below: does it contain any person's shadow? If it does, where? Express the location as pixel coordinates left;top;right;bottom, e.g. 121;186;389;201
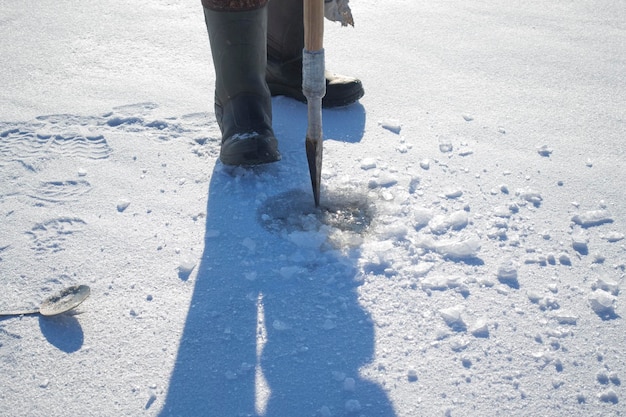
160;100;396;416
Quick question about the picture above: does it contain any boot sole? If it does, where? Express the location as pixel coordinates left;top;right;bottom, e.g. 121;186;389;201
268;83;364;108
219;134;281;166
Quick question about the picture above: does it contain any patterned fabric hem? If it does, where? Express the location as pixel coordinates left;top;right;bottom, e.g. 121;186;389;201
201;0;268;11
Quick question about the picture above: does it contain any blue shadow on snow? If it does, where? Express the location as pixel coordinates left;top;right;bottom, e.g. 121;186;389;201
159;102;395;416
39;314;84;353
271;96;366;145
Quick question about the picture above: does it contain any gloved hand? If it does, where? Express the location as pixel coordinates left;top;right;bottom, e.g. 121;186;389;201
324;0;354;27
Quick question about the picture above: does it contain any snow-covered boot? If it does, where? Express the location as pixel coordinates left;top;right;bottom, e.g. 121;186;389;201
266;0;364;108
203;1;281;166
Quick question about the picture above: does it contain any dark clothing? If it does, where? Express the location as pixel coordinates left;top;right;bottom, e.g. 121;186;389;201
201;0;267;11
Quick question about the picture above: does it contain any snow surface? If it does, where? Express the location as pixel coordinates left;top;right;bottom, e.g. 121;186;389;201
1;1;625;416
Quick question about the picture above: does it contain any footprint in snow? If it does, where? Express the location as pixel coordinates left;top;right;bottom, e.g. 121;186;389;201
25;217;86;255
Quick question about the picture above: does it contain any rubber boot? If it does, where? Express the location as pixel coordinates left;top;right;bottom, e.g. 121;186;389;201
267;0;364;108
203;4;281;166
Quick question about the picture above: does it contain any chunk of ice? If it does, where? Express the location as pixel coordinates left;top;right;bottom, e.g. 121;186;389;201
572;210;613;227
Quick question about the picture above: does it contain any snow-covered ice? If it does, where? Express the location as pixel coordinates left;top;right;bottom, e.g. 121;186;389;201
1;0;625;416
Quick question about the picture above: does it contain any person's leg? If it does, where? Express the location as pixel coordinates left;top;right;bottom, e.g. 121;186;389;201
266;0;364;108
203;0;281;166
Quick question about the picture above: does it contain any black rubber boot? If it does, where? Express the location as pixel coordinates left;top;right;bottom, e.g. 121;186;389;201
204;5;281;166
267;0;364;108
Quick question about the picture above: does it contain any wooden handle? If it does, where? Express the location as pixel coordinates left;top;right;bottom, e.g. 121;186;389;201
304;0;324;52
